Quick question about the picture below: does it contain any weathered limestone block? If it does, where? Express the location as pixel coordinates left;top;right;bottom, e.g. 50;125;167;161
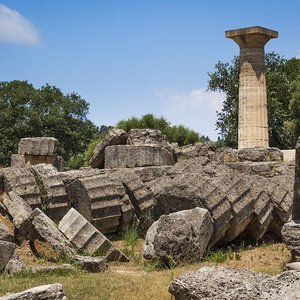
152;172;234;242
169;266;267;300
31;164;68;222
246;182;273;241
143;208;213;265
165;156;209;174
71;255;107;272
109;170;154;218
220;178;254;244
2;191;34;239
10;154;25;168
0;283;67;300
104;145;174;169
223;148;239;163
284;262;300;272
0;241;15;271
132;166;172;182
4;255;27;274
203;186;233;246
169;267;300;300
174;142;217;161
2;167;41;208
153;174;209;219
18;137;58;156
282;149;296;162
59;208;128;262
270;184;293;231
127;129;170;148
238;147;283;162
89;128;128;169
30;264;73;273
282;221;300;261
65;174;133;233
59;168;104;184
29;208;75;256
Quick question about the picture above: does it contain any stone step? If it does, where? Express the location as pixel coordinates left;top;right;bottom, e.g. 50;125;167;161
59;208;128;262
72;222;96;249
83;232;112;255
61;214;88;241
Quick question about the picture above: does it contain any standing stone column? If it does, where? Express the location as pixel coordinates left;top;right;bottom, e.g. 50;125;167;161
225;26;278;149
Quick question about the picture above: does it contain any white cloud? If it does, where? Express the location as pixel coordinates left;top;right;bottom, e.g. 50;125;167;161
0;4;40;45
153;88;225;141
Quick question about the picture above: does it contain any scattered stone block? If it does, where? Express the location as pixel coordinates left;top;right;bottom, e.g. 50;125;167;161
18;137;58;156
238;147;283;162
10;154;25;168
31;264;73;273
65;174;132;233
127;129;170;148
143;208;213;265
2;191;34;240
110;170;154;219
4;255;27;274
31;164;69;222
89;128;128;169
2;167;41;208
284;262;300;272
246;182;273;241
170;266;300;300
220;178;254;243
282;220;300;261
0;283;67;300
0;241;15;272
29;208;75;257
169;267;267;300
59;208;128;262
132;166;172;183
282;149;295;162
174;142;217;161
71;255;107;272
104;145;174;169
222;148;239;163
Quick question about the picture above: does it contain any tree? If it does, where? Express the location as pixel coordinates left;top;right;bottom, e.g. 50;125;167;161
0;80;99;166
208;52;300;149
116;113;207;146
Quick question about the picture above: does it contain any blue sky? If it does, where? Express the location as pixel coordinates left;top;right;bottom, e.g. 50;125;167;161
0;1;299;140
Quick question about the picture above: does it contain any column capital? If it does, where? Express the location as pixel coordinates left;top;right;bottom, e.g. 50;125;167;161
225;26;278;48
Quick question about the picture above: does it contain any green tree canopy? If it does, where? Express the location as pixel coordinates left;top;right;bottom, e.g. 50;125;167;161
0;80;99;166
208;52;300;149
116;113;208;146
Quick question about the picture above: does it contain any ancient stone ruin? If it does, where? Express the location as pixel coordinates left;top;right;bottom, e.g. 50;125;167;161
0;129;294;271
1;26;299;300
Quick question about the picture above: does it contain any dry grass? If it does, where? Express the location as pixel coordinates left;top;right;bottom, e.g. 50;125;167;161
0;242;291;300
